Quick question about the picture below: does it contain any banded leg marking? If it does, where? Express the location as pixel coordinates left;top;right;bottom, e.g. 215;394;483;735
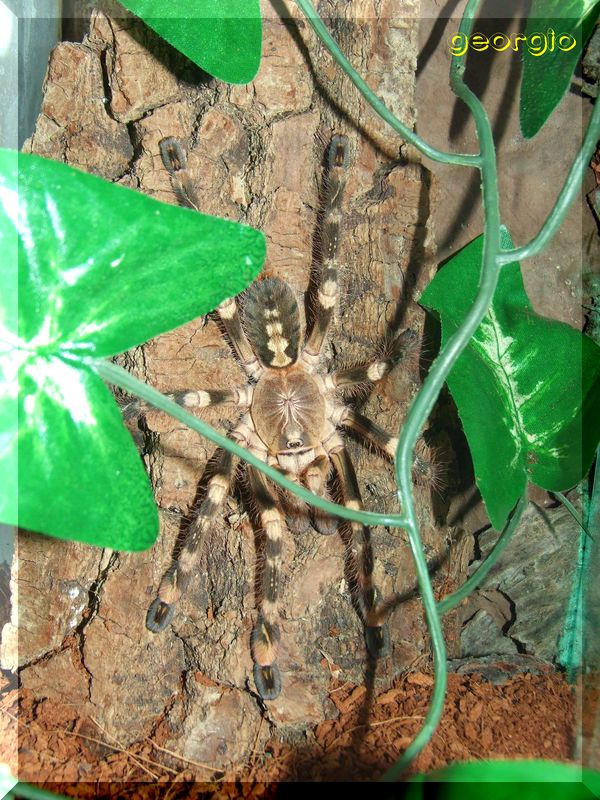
146;448;236;633
332;329;417;388
339;408;398;459
217;297;263;380
302;454;337;535
340;408;440;489
170;386;251;409
120;384;251;421
303;266;339;363
329;447;390;659
247;466;285;700
303;135;349;364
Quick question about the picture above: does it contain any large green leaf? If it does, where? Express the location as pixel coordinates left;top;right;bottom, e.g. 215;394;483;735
118;0;262;84
420;228;600;531
0;150;265;550
11;151;264;357
520;0;600;139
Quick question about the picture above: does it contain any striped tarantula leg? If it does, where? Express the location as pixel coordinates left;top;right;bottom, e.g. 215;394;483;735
340;408;440;488
217;297;263;380
302;134;350;366
170;386;251;410
329;447;390;659
120;387;249;427
339;408;398;459
159;137;261;378
277;485;311;534
146;448;235;633
118;395;144;420
332;329;417;388
247;466;284;701
159;136;201;212
302;454;337;535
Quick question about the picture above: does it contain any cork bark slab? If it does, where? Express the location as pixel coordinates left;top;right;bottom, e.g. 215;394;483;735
4;0;460;770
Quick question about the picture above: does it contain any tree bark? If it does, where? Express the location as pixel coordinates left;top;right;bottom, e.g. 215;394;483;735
3;0;456;771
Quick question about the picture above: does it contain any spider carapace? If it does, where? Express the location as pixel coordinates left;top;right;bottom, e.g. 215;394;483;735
146;134;418;700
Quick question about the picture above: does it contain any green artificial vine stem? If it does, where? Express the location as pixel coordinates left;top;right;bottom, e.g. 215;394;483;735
294;0;481;168
436;493;528;615
497;96;600;265
93;359;409;529
6;784;65;800
554;491;593;539
382;0;501;779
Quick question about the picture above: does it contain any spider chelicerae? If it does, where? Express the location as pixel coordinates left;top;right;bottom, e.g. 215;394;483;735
146;133;422;701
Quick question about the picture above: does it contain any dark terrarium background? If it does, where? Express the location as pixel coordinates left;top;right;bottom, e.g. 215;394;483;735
1;0;598;784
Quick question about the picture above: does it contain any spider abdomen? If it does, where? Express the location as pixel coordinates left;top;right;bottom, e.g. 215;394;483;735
243;278;301;368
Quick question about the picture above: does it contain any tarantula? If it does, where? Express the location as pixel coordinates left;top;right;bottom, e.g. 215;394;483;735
146;134;419;701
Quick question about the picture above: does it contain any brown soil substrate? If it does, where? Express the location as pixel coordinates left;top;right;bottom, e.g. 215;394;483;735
1;669;575;794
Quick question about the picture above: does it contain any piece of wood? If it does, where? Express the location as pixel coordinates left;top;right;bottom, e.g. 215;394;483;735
8;0;451;771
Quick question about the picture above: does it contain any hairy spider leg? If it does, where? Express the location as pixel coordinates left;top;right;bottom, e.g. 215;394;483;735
332;329;417;388
160;135;264;381
146;447;237;633
339;407;399;459
159;136;201;211
339;407;439;489
283;133;350;533
272;456;332;536
276;482;312;534
247;466;286;701
302;134;349;368
272;450;338;536
301;453;338;535
217;297;264;380
273;450;339;536
329;323;438;491
170;386;252;410
119;386;251;422
329;446;390;659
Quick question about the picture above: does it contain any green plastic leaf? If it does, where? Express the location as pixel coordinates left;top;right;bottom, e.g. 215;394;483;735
14;359;159;551
117;0;262;84
0;765;18;800
12;151;264;358
520;0;600;139
420;228;600;531
407;759;600;799
0;149;265;550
